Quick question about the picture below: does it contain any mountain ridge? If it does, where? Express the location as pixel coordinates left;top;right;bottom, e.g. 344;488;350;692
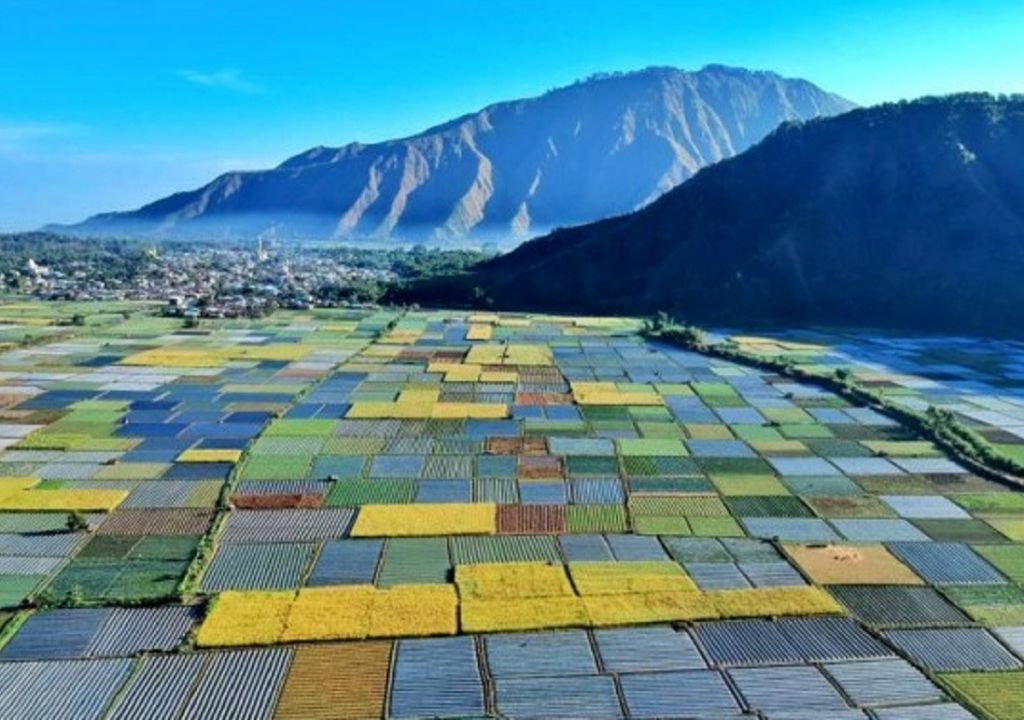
399;93;1024;335
60;65;854;245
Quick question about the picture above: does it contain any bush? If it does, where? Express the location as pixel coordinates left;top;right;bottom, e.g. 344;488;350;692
65;511;90;532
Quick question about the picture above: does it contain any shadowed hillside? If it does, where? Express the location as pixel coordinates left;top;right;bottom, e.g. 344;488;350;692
400;94;1024;335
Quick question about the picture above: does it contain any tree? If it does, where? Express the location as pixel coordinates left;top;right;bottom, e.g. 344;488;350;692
643;311;676;333
666;323;705;348
64;585;85;607
66;511;89;532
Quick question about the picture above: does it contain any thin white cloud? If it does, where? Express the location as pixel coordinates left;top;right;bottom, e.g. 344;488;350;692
0;121;81;156
177;68;266;94
0;121;76;143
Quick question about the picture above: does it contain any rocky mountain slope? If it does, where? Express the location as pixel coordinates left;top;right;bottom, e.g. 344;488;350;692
64;66;853;245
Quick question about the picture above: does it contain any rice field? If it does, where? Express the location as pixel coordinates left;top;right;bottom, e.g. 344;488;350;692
0;304;1020;717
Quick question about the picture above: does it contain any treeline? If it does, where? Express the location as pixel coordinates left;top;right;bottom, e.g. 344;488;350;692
314;246;496;305
317;244;493;278
0;233;154;283
1;232;495;300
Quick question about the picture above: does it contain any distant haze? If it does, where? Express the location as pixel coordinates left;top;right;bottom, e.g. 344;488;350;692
61;66;854;247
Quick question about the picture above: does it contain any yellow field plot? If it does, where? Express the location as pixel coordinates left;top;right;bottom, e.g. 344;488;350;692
571;316;637;329
120;348;224;368
709;587;842;618
346;401;431;419
274;641;391;720
0;488;128;512
455;563;574;600
399;388;442;403
14;432;90;450
18;434;137;450
38;425;119;443
351;503;496;537
466;324;493;341
685;424;735;440
361;344;402;358
710;474;789;496
94;463;169;481
729;335;779;347
750;440;808;455
578;391;661;406
66;437;141;452
583;591;718;626
443;366;484;382
427;361;463;374
777;340;828;353
496;317;530;327
728;341;787;357
196;590;295;647
346;383;506;420
231;344;313;362
569;562;697;595
122;343;311;367
655;383;695;396
431;403;508;419
381;332;421;345
346;400;507;420
341;362;391;373
617;438;688;457
461;596;589;633
221;384;299;395
0;477;40;498
731;336;827;355
465;346;505;365
71;399;130;411
319;322;358;333
862;440;940;457
571;382;664;406
0;316;53;326
178;448;242;463
939;672;1024;720
465;344;553;366
56;409;125;424
429;363;482;382
786;544;922;585
990;519;1024;541
345;386;437;418
504;344;553;366
368;585;457;637
282;586;374;642
468;313;500;323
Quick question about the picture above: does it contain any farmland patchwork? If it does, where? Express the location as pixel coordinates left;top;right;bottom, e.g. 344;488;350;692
0;305;1021;717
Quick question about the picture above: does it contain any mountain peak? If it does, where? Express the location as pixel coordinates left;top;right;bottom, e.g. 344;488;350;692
62;66;854;245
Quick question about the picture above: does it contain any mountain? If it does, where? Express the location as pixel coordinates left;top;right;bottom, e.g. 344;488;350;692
62;66;853;245
402;94;1024;335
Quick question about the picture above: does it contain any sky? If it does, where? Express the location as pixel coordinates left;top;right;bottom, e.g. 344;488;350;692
1;0;1022;231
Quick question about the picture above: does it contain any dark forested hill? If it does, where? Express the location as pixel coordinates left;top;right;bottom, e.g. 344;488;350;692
403;94;1024;335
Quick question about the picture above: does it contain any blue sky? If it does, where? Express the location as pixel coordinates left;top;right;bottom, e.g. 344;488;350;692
2;0;1022;230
